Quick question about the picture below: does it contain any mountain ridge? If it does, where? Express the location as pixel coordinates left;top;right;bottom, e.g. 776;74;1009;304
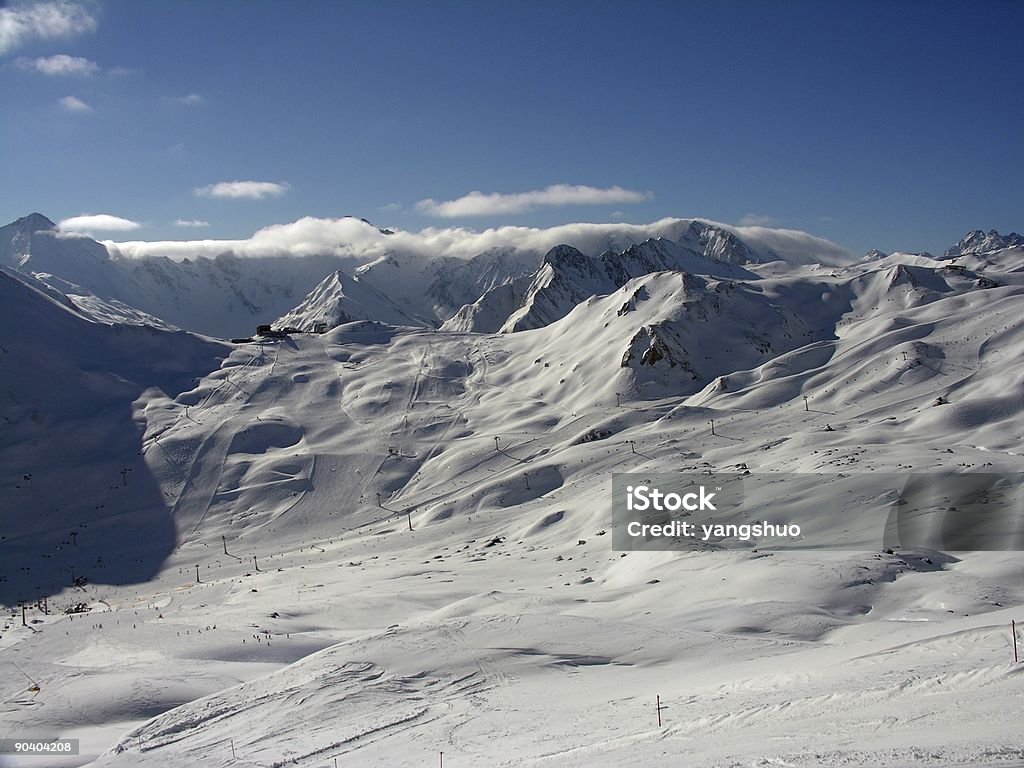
2;213;1018;341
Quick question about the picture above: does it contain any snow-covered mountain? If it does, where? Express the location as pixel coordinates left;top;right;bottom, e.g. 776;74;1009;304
0;214;132;304
3;220;1024;767
0;214;361;336
274;269;424;330
0;214;851;339
269;248;541;333
440;273;535;333
445;225;1023;338
492;236;760;333
0;213;62;268
342;246;540;327
942;228;1024;260
425;246;540;316
667;218;768;265
443;230;763;334
341;221;768;332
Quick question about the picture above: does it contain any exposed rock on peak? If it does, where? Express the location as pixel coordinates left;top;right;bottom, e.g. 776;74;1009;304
491;237;757;334
942;229;1024;259
13;212;57;232
681;220;764;265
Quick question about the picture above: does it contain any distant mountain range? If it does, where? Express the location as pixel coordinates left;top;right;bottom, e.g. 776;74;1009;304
1;213;1021;345
0;213;823;338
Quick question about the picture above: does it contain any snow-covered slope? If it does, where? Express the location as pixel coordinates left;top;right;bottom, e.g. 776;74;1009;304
440;274;534;333
3;228;1024;768
468;269;815;406
0;268;228;609
0;264;176;329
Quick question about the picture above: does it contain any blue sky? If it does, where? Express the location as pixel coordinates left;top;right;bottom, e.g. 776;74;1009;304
1;0;1021;255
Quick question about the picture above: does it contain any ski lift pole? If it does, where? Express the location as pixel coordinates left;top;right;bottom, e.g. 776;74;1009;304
12;662;40;693
1014;620;1019;664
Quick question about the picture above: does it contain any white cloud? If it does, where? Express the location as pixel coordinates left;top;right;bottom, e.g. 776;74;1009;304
15;53;98;75
174;218;210;228
738;213;780;227
59;213;141;232
103;215;854;268
0;2;97;55
58;94;91;112
416;184;652;217
720;222;853;266
194;180;290;200
168;93;203;105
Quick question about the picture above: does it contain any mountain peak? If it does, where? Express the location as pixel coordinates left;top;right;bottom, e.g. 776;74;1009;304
274;266;424;331
1;213;59;269
679;220;761;265
942;229;1024;259
7;212;57;233
541;244;588;267
3;214;56;234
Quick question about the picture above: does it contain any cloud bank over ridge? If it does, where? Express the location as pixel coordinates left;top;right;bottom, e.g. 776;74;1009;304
104;216;854;266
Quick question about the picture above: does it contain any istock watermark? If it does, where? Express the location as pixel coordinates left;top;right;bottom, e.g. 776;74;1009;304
612;473;1024;551
624;483;720;513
